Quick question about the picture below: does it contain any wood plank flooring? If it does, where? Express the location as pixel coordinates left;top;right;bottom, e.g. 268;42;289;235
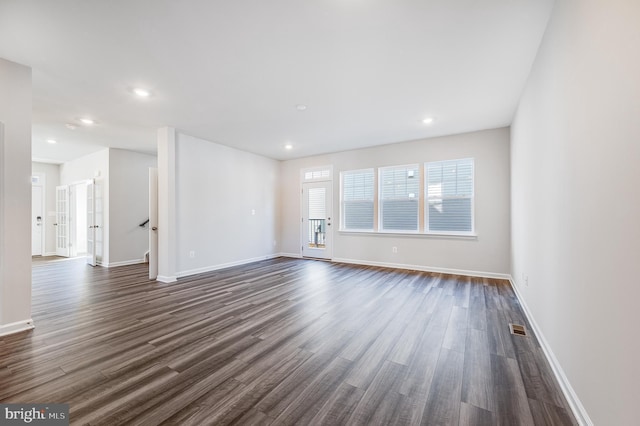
0;257;577;425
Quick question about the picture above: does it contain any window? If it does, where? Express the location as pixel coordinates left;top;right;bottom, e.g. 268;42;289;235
379;164;420;232
426;158;474;233
341;169;374;231
304;168;330;180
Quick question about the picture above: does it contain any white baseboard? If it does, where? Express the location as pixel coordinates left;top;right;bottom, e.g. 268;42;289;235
332;257;511;280
276;252;303;259
156;275;177;283
44;251;56;257
100;259;146;268
0;319;35;337
176;253;281;279
509;277;593;426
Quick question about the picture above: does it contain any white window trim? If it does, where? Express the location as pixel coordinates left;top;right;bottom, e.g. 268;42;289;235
336;158;477;239
425;158;475;236
339;230;477;239
301;165;333;182
378;164;420;233
340;168;375;232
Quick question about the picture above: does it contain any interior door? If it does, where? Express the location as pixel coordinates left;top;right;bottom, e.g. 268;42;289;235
31;185;43;256
86;180;96;266
55;185;70;257
149;168;158;280
301;181;333;259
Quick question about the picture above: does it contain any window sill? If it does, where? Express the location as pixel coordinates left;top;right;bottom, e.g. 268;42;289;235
338;230;478;240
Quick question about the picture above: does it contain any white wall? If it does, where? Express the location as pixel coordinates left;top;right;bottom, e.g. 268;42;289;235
510;0;640;424
108;149;157;264
32;162;60;255
0;58;32;334
175;132;279;276
280;127;511;275
60;149;109;264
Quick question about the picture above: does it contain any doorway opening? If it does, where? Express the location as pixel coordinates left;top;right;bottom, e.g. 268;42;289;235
54;179;100;265
70;182;88;257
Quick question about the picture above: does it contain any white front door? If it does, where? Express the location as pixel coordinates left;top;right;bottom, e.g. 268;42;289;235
31;185;43;256
86;180;96;266
302;181;333;259
149;168;158;280
55;185;70;257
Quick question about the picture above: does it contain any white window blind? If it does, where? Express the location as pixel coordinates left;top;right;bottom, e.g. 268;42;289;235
426;158;474;233
379;165;419;231
341;169;374;230
308;187;326;219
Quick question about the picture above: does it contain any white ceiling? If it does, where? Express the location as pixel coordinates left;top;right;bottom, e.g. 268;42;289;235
0;0;555;162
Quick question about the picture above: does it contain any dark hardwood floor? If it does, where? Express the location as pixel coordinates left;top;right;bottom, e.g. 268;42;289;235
1;257;576;425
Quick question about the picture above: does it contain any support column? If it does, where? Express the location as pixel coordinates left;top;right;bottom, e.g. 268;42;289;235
0;58;33;335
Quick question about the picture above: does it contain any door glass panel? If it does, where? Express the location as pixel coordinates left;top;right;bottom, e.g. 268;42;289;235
307;187;326;249
57;188;67;249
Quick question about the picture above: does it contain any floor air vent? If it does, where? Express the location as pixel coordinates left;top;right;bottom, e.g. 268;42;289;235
509;323;527;336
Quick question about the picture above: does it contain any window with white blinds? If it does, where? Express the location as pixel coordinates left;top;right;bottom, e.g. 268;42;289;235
341;169;374;230
379;165;420;232
426;158;474;233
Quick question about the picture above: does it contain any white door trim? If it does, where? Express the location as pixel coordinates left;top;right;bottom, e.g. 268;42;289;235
86;179;97;266
300;180;333;260
149;168;158;280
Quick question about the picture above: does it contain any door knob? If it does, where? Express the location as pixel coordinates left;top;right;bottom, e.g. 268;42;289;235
151;227;158;231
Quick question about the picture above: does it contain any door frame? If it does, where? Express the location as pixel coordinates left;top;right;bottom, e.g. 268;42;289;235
69;180;91;257
299;165;333;260
86;179;97;266
149;168;158;280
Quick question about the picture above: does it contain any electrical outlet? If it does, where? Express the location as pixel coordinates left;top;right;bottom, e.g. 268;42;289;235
273;240;277;247
189;250;195;258
392;247;398;253
251;209;256;216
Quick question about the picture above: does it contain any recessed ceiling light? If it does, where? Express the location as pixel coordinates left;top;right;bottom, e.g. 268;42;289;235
65;123;77;130
422;117;435;125
47;139;57;144
80;118;94;125
296;104;307;111
284;144;293;150
133;88;150;97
